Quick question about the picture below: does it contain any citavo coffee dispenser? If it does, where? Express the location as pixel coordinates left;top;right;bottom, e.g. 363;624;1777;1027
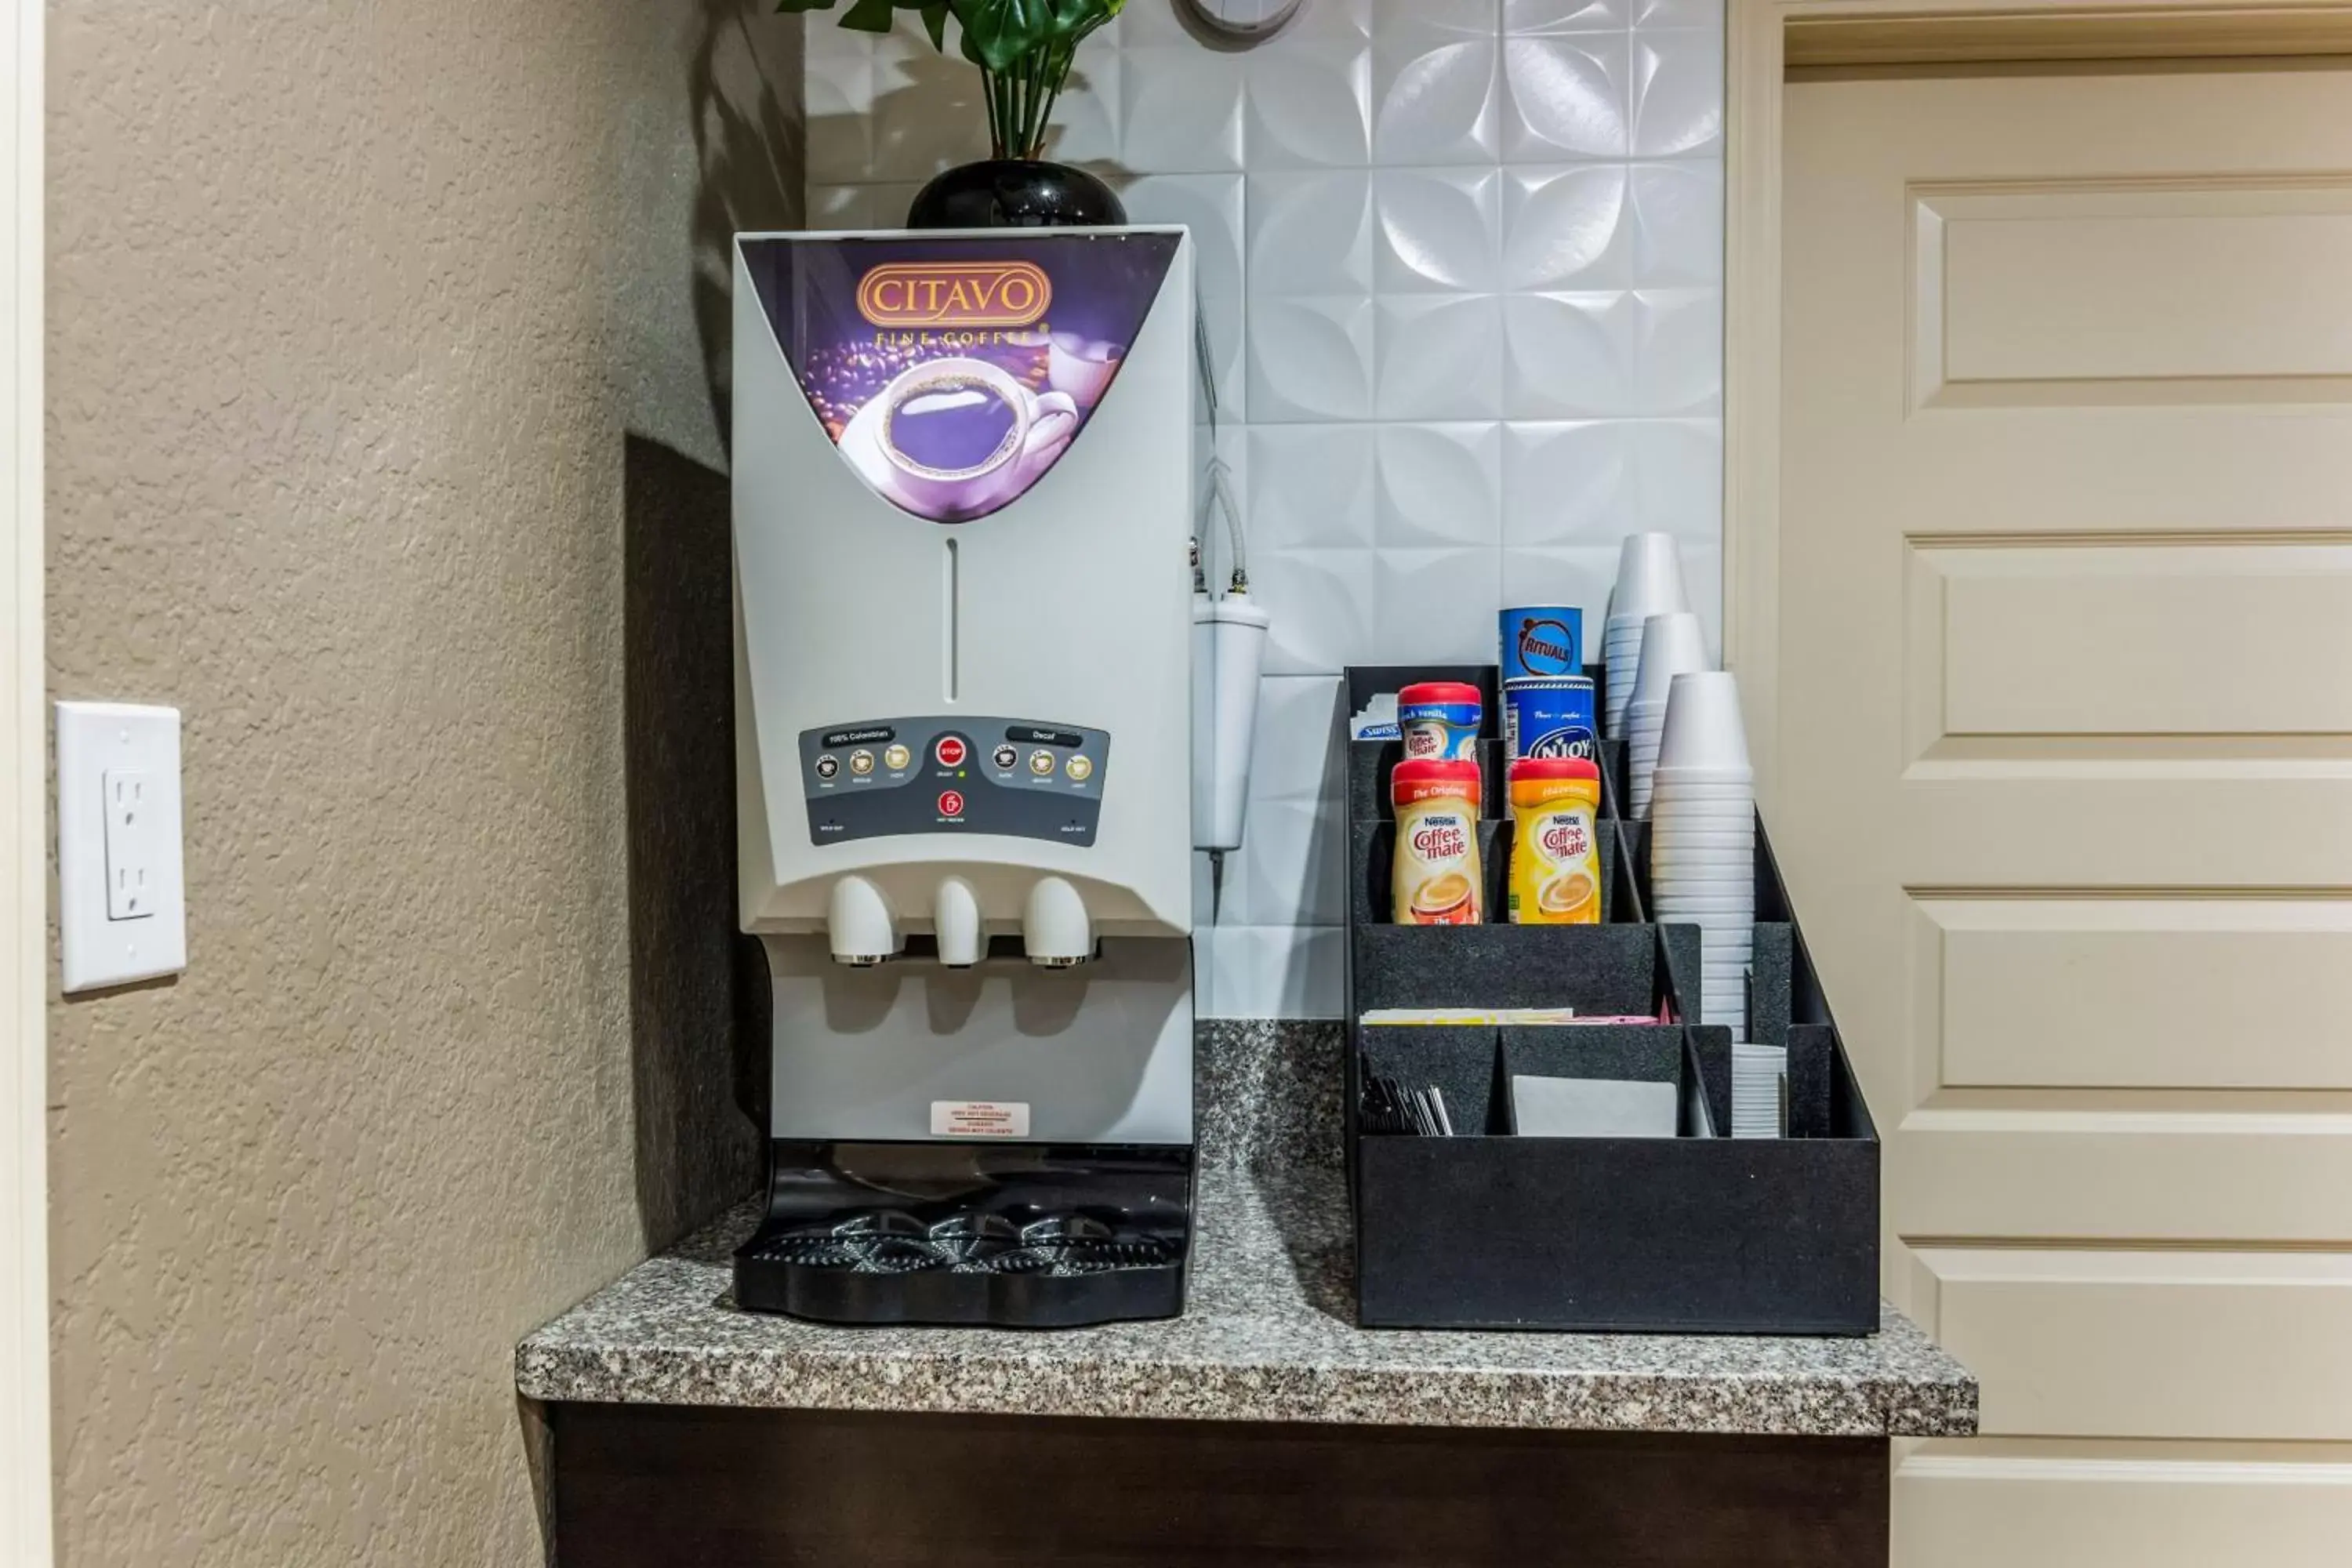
729;228;1196;1326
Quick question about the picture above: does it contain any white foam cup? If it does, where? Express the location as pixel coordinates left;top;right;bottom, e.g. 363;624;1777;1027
1657;672;1752;774
1611;532;1689;622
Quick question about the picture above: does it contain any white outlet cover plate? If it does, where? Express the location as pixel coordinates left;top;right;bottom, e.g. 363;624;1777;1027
56;701;187;993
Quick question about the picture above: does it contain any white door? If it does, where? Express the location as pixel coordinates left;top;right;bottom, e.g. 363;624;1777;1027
1778;66;2352;1565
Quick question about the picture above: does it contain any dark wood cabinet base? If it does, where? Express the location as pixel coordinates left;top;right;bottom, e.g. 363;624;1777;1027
549;1403;1887;1567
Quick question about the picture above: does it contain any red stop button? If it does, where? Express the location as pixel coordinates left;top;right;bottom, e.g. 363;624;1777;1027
938;790;966;818
935;735;967;767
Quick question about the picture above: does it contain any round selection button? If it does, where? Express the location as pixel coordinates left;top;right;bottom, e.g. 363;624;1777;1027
1028;750;1056;776
1065;754;1094;782
935;735;968;768
883;743;911;771
849;750;876;775
814;755;840;780
992;744;1018;771
937;789;966;818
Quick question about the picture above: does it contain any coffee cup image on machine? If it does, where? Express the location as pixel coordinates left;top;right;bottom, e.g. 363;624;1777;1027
839;358;1080;521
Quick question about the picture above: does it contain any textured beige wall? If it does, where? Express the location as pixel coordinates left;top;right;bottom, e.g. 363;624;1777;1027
45;2;797;1563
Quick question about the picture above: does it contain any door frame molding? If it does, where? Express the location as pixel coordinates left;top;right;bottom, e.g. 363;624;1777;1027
0;0;42;1561
1723;0;2352;811
0;0;43;1560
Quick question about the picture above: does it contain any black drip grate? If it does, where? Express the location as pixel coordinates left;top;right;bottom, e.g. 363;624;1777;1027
746;1210;1178;1278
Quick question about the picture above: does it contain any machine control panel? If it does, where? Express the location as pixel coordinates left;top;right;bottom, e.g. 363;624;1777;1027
799;717;1110;847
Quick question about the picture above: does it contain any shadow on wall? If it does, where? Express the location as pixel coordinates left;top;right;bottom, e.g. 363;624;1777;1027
625;434;767;1250
690;0;806;451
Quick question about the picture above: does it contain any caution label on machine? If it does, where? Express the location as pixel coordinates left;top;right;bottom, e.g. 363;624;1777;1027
929;1100;1032;1138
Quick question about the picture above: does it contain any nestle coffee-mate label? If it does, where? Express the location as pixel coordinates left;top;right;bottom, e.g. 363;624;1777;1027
1390;758;1483;926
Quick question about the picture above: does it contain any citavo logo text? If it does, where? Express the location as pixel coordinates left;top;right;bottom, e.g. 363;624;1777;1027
856;261;1052;328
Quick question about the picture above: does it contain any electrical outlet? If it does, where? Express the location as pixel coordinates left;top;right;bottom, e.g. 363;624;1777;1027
103;768;158;919
57;702;187;992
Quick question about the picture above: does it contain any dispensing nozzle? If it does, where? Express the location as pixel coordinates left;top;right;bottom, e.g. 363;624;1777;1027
826;875;900;967
933;876;982;968
1021;876;1092;968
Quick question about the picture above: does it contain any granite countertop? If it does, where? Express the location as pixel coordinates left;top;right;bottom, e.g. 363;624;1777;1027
517;1165;1976;1439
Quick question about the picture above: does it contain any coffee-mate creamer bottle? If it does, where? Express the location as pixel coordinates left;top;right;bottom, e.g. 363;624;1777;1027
1508;757;1601;924
1391;759;1483;925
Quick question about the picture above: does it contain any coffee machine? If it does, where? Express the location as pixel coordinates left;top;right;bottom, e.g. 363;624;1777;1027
728;227;1199;1327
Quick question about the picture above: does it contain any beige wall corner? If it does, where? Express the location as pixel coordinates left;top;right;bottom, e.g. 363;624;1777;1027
43;2;799;1563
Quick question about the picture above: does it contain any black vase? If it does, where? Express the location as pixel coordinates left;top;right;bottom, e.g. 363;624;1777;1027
905;159;1127;230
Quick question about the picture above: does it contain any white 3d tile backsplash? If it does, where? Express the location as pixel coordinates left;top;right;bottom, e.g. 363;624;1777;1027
804;0;1723;1017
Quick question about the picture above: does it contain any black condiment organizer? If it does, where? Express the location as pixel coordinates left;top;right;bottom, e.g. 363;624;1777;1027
1342;664;1879;1335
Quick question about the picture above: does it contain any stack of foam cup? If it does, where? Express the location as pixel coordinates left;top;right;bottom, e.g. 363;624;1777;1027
1730;1042;1786;1139
1650;673;1773;1135
1625;611;1708;818
1602;533;1689;739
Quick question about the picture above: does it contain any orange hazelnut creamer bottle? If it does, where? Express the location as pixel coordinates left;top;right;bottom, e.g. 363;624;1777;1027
1391;758;1483;925
1508;757;1602;924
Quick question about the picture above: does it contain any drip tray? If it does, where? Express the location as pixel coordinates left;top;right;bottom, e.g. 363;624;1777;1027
733;1139;1196;1329
735;1207;1189;1328
756;1210;1180;1276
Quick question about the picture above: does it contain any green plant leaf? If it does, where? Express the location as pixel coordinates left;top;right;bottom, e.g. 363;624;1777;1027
779;0;964;54
947;0;1054;72
1044;0;1117;38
